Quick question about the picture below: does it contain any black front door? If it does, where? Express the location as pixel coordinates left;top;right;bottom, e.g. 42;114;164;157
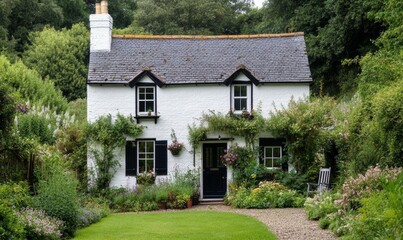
203;143;227;198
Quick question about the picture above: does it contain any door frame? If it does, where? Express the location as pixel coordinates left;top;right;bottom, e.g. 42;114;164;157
200;141;228;200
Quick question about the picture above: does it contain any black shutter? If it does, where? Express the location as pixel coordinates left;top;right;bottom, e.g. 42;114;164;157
155;140;168;175
125;141;137;176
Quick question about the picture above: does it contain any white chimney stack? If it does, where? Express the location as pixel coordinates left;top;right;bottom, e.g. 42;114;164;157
90;0;113;52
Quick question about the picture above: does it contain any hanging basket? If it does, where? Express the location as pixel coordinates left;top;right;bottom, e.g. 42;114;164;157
169;148;182;156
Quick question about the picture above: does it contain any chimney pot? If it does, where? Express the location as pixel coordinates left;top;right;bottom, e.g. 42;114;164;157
95;3;101;14
101;0;108;14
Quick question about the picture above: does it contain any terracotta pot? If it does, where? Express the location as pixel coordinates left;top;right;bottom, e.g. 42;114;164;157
186;199;193;208
158;201;167;210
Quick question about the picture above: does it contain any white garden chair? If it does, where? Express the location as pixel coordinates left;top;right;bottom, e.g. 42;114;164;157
306;167;331;197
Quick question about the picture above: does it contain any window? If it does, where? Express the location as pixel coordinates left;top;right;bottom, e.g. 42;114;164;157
264;146;282;169
138;140;154;173
137;87;155;114
126;140;168;176
233;85;248;112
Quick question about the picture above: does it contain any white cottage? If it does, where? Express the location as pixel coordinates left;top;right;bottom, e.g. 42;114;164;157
87;1;312;199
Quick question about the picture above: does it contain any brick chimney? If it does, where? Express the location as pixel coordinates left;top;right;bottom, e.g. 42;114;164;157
90;0;113;52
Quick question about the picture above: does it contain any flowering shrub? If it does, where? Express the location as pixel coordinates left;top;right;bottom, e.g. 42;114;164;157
221;144;239;165
304;192;340;220
225;181;305;208
168;129;184;155
337;165;402;210
136;170;156;185
18;208;63;240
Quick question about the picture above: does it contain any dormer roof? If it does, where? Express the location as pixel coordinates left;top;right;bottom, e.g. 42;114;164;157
87;33;312;85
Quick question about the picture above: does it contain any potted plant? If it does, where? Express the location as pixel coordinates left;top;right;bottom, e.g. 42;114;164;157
155;188;168;210
168;129;184;156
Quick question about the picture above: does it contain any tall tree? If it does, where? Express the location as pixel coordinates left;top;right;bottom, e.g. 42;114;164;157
23;24;89;101
247;0;383;96
0;0;64;54
132;0;249;35
54;0;88;28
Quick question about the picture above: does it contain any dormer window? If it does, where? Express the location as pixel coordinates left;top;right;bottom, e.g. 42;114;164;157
137;86;155;115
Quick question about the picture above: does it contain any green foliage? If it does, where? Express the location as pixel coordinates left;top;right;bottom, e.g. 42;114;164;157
0;55;68;112
78;198;110;229
0;0;64;54
273;170;308;194
226;181;305;209
267;97;336;173
0;204;25;240
55;124;88;191
304;192;340;221
187;123;208;150
346;172;403;239
54;0;88;28
0;82;15;135
34;152;80;238
132;0;249;35
189;110;265;150
23;23;90;101
87;114;143;191
15;103;76;145
0;182;32;209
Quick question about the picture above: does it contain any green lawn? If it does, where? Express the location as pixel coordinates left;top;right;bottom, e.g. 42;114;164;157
74;211;277;240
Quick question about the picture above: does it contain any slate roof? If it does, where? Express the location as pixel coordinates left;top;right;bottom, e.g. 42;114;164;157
87;33;312;85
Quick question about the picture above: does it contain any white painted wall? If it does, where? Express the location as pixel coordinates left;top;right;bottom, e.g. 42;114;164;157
87;75;309;189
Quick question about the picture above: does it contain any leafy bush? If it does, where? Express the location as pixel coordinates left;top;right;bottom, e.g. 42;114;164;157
17;208;63;240
34;152;80;238
78;197;110;228
337;165;402;211
0;182;31;209
304;192;340;220
344;171;403;239
226;181;305;209
0;204;25;240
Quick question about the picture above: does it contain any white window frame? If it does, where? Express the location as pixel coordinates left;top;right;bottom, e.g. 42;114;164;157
137;86;155;115
232;84;250;114
137;140;155;174
264;146;282;169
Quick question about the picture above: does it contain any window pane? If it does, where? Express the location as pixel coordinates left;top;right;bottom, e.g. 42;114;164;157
146;160;154;172
139;160;145;173
240;99;247;110
146;153;154;159
139;93;145;100
146;142;154;152
146;88;153;94
264;158;272;168
265;148;273;158
234;99;241;111
139;153;146;159
273;147;281;157
146;93;154;100
273;158;282;168
234;86;241;97
240;86;247;96
139;141;145;151
139;102;146;112
145;101;154;112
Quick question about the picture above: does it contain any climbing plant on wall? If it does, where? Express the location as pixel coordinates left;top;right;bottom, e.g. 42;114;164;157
87;114;143;192
188;110;265;150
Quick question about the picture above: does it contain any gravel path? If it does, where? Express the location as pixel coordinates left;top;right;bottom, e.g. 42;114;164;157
188;205;337;240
